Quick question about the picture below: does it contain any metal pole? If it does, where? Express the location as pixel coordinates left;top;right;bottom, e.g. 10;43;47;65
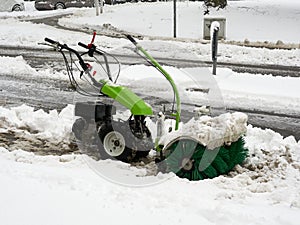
173;0;176;38
211;22;219;75
95;0;99;16
100;0;103;14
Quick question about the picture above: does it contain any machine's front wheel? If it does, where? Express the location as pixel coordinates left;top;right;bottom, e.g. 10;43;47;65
103;130;126;157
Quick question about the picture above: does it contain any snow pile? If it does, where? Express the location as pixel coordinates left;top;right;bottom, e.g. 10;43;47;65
0;104;74;145
0;56;38;75
213;125;300;207
243;126;300;192
160;112;248;149
0;55;73;81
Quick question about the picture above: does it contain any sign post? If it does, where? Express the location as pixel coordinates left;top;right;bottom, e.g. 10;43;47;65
173;0;176;38
211;21;220;75
100;0;103;14
95;0;99;16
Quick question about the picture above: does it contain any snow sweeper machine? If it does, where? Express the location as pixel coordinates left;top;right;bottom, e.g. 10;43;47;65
43;33;248;181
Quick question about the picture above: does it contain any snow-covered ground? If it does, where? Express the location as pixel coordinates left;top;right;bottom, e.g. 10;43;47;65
0;1;300;224
59;0;300;43
0;1;299;66
0;104;300;225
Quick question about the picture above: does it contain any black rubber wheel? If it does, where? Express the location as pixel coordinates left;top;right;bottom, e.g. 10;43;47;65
72;118;86;141
55;2;65;10
12;5;22;11
98;124;133;162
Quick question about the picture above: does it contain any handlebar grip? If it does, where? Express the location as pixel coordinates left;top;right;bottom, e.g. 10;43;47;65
78;42;89;49
126;35;137;45
44;37;57;44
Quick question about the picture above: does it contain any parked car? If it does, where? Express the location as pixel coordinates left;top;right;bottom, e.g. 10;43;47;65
0;0;25;12
34;0;99;10
105;0;126;5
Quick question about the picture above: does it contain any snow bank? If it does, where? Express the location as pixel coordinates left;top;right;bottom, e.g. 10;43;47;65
213;124;300;208
0;55;38;75
214;68;300;115
0;55;70;80
0;104;74;145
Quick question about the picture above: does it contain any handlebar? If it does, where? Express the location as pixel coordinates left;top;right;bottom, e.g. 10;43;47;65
44;37;57;45
126;34;137;46
78;42;103;57
45;37;105;88
78;42;88;49
44;37;88;71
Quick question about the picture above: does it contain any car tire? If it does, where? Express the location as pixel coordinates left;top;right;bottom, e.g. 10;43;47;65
105;0;115;5
55;2;66;10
